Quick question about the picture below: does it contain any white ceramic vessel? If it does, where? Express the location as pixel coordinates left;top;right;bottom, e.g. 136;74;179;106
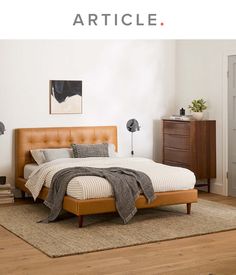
192;112;203;120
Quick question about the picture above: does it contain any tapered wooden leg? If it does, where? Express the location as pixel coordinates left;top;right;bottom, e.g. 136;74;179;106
78;215;84;228
208;179;211;193
187;203;191;215
21;191;25;199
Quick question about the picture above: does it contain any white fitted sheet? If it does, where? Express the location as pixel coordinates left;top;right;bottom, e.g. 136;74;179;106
25;157;196;200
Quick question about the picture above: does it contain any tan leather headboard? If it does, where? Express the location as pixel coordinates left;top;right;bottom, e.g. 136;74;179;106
15;126;117;179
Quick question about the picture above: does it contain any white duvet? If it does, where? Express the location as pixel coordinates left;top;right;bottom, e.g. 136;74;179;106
25;157;196;201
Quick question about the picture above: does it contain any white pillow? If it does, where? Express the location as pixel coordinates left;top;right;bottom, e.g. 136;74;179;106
43;148;73;162
30;148;73;164
30;149;45;165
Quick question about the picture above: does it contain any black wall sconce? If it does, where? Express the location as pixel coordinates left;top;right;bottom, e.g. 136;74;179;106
126;119;140;156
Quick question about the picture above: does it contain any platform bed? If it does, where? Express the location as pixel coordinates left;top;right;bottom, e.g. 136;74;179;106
15;126;198;228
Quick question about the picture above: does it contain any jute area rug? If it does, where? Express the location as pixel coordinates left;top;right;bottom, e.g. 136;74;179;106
0;199;236;258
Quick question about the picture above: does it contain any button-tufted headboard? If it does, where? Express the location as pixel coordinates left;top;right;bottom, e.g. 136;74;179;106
15;126;117;180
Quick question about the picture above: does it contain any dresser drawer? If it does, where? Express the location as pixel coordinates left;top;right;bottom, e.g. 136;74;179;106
164;148;190;165
163;121;190;136
164;160;190;170
164;134;190;150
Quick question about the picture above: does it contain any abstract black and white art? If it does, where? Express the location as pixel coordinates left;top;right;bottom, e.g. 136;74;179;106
50;80;82;114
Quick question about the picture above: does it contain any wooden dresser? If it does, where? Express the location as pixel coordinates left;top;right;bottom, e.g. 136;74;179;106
162;119;216;192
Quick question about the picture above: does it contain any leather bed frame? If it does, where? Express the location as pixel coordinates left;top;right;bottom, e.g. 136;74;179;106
15;126;198;227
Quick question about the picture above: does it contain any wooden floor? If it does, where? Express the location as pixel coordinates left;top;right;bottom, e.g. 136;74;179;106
1;192;236;275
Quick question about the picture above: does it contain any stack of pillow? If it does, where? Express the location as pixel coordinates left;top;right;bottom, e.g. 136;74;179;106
30;143;117;165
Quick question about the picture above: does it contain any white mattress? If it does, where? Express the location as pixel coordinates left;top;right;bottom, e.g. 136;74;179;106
24;157;196;200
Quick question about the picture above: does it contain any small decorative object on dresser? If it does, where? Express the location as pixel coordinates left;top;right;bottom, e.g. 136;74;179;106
188;98;207;121
162;119;216;192
0;182;14;204
180;108;185;116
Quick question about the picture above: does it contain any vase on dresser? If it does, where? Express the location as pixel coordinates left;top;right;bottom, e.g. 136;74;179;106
192;112;203;120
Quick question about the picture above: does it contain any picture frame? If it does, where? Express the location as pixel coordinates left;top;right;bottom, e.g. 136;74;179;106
50;80;82;114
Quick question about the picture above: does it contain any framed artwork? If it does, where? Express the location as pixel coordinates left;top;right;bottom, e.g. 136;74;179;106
50;80;82;114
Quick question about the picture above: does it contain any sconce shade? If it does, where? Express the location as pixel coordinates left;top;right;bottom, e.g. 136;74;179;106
126;119;140;132
0;122;5;135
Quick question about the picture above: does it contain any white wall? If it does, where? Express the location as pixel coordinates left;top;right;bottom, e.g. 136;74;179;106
0;40;176;188
175;40;236;195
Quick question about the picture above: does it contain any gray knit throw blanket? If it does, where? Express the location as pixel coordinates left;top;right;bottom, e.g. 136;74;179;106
41;166;156;224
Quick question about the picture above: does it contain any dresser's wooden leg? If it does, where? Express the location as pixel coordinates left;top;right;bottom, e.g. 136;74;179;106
78;215;84;228
21;191;25;199
208;179;211;193
187;203;191;215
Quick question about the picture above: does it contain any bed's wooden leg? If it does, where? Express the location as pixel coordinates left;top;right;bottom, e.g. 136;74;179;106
78;215;84;228
21;191;25;199
187;203;191;215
